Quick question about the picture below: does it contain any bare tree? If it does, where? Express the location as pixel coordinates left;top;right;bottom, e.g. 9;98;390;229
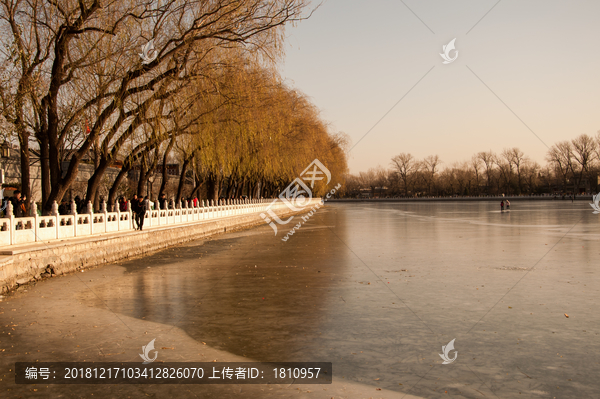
546;141;574;194
521;160;540;194
390;153;417;196
422;155;441;196
571;134;595;196
477;151;496;195
470;155;482;196
503;148;528;194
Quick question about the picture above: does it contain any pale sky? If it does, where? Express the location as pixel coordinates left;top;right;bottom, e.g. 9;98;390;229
280;0;600;173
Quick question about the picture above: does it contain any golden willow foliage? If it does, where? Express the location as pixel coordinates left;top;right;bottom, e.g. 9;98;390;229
183;60;348;199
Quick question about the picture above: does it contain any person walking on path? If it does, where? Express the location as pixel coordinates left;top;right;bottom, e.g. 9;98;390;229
119;197;127;212
74;195;85;214
159;193;167;210
10;190;26;217
130;194;139;229
506;200;510;210
58;200;68;215
136;196;147;231
500;200;504;212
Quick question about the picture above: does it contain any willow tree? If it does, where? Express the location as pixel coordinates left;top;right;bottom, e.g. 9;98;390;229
146;50;350;202
0;0;309;213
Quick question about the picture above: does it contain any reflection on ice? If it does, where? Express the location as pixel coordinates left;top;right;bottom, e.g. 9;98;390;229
82;201;599;397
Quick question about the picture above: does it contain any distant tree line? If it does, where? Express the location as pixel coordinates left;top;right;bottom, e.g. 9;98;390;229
344;134;600;198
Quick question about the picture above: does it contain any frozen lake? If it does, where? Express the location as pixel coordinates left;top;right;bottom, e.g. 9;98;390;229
1;200;599;398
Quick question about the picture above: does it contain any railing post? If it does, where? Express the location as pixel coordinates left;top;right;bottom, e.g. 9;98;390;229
6;201;14;245
155;200;160;226
116;201;121;231
51;200;59;240
127;200;132;230
101;200;107;232
86;201;94;234
87;201;93;215
71;200;78;237
31;202;40;242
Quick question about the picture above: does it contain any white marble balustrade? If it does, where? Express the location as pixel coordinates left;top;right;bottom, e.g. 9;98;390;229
0;198;320;246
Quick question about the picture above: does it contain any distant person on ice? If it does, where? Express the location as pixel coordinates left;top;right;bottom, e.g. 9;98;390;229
506;200;510;210
500;200;504;212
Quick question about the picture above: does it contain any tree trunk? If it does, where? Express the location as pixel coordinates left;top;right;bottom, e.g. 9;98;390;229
137;169;147;197
18;133;31;211
225;178;236;198
137;153;148;197
39;135;50;212
158;136;175;197
235;178;246;197
92;140;101;210
190;174;204;199
108;166;130;207
85;157;110;206
206;173;220;202
44;153;80;214
257;180;263;198
175;158;191;203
